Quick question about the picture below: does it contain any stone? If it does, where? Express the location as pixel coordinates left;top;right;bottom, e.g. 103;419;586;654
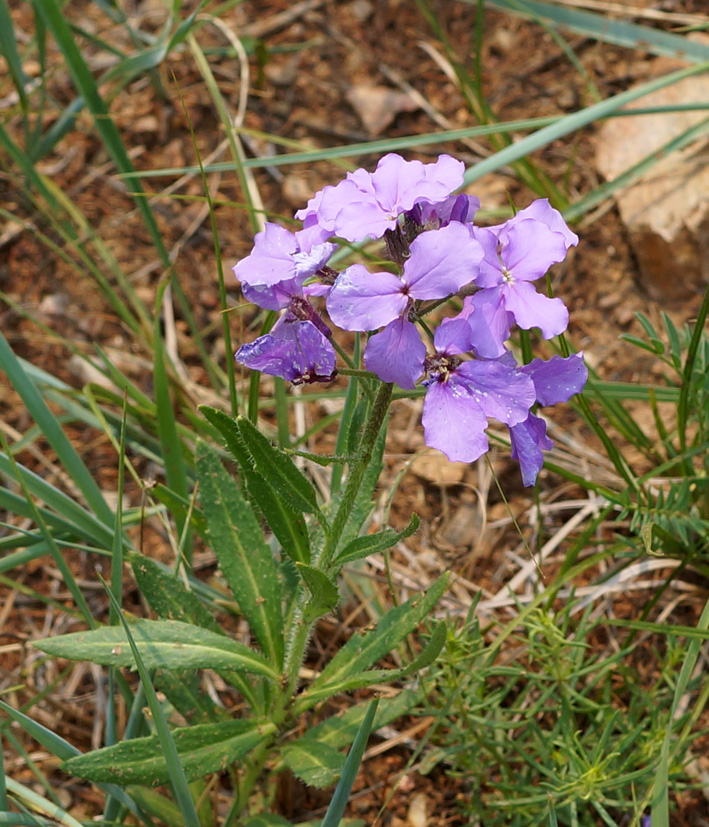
595;50;709;303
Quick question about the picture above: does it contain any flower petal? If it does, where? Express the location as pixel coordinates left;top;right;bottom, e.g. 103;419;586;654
501;280;569;338
422;377;489;463
364;317;426;389
326;264;408;331
236;318;335;384
520;353;587;406
233;223;297;287
509;413;554;487
403;223;483;299
456;360;535;426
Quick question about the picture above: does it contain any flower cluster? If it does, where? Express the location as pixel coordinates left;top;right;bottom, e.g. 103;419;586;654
233;153;587;486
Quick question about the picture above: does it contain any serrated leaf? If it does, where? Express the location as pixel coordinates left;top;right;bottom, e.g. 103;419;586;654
196;439;284;668
64;718;276;786
296;574;449;712
33;619;278;679
200;405;310;564
130;553;223;635
335;514;420;566
237;415;319;515
280;739;345;788
296;563;340;622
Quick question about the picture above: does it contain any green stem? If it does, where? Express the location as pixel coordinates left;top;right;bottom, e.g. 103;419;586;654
320;381;394;571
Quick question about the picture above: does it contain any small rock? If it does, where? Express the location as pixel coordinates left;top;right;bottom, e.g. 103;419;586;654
410;450;467;487
346;84;419;136
595;43;709;303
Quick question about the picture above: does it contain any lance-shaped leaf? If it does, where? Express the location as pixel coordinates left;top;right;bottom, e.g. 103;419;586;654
200;405;310;564
64;719;277;786
296;621;447;709
335;514;420;566
130;553;224;636
280;739;345;789
296;563;340;623
296;575;449;711
33;619;279;680
236;415;320;515
196;439;284;668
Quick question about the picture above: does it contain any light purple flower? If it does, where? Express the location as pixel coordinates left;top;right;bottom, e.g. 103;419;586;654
235;313;336;385
327;223;483;332
364;316;427;389
470;201;576;343
233;222;335;289
421;326;536;463
509;353;588;485
296;153;465;242
326;223;482;388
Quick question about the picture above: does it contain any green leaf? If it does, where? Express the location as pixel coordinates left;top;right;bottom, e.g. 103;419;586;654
280;739;345;788
303;689;423;751
236;415;320;515
64;719;276;786
200;405;310;564
321;699;378;827
296;563;340;623
296;574;449;711
33;619;279;679
335;514;420;566
130;553;223;636
196;439;284;667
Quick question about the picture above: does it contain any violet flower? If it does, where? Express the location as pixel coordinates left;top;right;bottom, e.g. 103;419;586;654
421;321;536;463
326;222;483;388
465;200;577;353
235;311;336;386
296;153;465;243
233;222;335;289
509;353;588;485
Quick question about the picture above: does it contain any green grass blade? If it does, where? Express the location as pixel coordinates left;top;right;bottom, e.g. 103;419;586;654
462;62;709;186
484;0;709;63
0;0;30;111
0;329;114;526
320;698;379;827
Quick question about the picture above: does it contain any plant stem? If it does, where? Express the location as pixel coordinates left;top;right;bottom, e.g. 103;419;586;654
319;381;393;571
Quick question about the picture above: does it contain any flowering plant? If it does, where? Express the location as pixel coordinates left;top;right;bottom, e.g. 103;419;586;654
236;153;587;486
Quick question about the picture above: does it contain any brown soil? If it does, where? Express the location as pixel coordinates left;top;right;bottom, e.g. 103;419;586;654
1;0;708;825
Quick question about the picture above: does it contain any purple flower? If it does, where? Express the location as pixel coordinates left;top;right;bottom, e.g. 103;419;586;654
233;222;335;289
326;223;483;388
295;153;465;242
409;193;480;230
509;353;588;485
327;223;482;331
235;313;336;385
421;324;536;463
469;200;576;343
